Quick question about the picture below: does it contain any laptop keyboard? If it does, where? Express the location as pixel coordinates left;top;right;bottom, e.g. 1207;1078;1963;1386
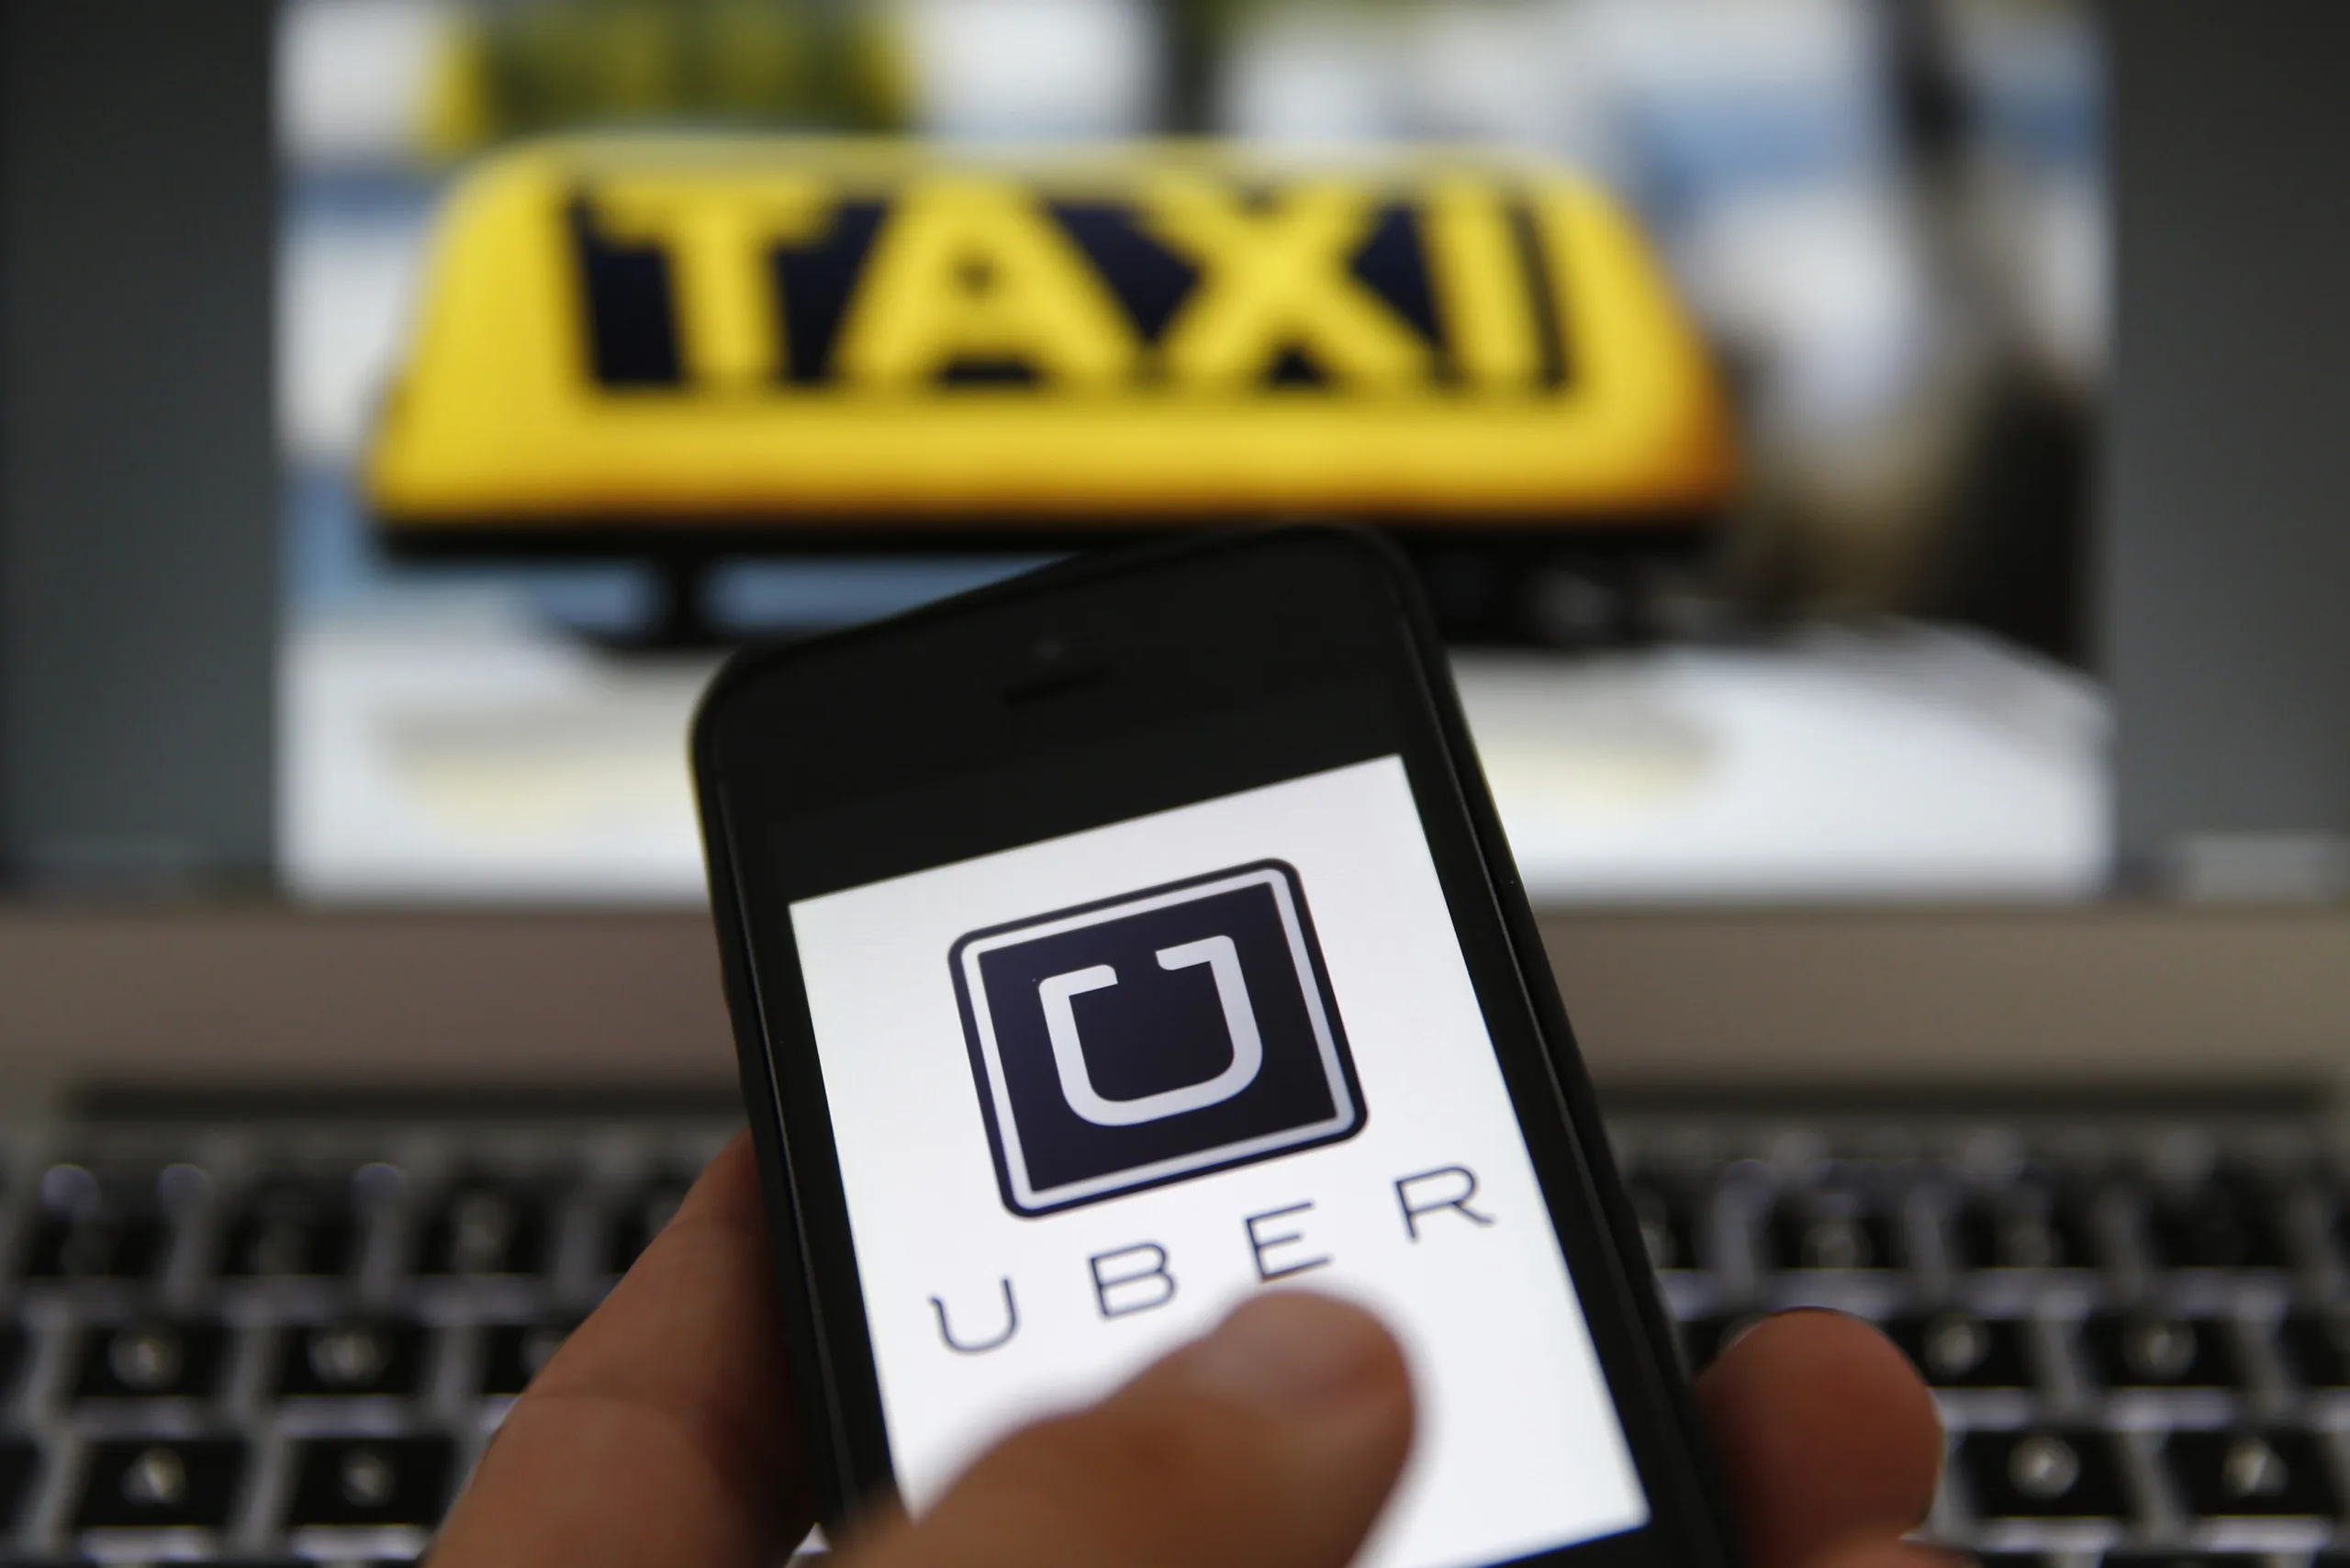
0;1102;2341;1565
0;1114;731;1566
1619;1103;2350;1568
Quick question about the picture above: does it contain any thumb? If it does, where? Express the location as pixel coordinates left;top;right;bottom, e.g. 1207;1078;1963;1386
849;1292;1416;1568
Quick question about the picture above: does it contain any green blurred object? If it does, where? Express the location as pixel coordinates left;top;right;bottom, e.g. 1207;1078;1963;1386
424;0;910;153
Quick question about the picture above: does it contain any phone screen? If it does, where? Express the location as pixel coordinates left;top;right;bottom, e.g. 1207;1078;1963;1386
788;753;1652;1568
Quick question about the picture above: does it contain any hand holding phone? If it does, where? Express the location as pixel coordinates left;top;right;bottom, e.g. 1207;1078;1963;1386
693;530;1734;1568
425;1136;1947;1568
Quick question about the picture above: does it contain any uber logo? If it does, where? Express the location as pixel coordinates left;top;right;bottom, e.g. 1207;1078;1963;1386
951;862;1364;1217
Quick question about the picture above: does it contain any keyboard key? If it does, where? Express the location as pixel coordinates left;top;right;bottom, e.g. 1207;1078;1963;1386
276;1321;426;1399
607;1177;692;1275
0;1322;25;1394
480;1319;575;1395
73;1438;246;1529
1959;1428;2132;1519
1627;1182;1701;1272
2278;1311;2350;1390
2083;1311;2244;1392
284;1436;455;1529
73;1319;228;1401
21;1209;167;1282
222;1174;361;1279
1;1438;38;1529
1953;1188;2097;1271
2148;1177;2294;1270
1768;1199;1901;1272
2165;1428;2341;1518
19;1164;171;1282
2105;1555;2277;1568
1886;1312;2035;1390
419;1182;550;1277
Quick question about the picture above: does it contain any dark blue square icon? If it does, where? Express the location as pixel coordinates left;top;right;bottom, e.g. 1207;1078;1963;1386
951;861;1364;1217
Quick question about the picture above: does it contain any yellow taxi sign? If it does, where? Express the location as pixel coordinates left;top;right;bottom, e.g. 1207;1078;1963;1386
366;138;1732;534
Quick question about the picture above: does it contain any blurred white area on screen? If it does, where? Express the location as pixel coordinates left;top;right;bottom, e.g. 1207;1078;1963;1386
1565;0;1922;432
1572;0;1881;107
1461;634;2108;903
279;0;455;169
1218;6;1401;143
283;604;716;903
283;614;2107;905
1396;2;1605;158
896;0;1159;138
1948;0;2108;387
280;214;431;468
1680;186;1929;431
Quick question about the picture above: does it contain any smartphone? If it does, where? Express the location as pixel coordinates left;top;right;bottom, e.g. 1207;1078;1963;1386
694;529;1737;1568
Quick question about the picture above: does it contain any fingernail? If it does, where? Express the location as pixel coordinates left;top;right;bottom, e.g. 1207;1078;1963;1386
1180;1293;1395;1414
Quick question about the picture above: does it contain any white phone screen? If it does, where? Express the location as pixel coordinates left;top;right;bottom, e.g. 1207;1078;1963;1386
789;755;1650;1568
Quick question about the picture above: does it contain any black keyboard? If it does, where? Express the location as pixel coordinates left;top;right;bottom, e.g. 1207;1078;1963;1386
1;1102;2344;1565
0;1114;732;1565
1621;1101;2350;1565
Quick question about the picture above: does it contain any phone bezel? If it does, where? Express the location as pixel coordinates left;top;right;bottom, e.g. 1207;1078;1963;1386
694;529;1741;1568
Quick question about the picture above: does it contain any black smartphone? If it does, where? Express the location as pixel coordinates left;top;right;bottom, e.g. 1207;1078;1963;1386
694;529;1736;1568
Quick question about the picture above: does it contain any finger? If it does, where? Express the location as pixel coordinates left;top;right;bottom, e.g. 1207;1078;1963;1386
849;1291;1415;1568
1809;1538;1964;1568
1695;1310;1944;1568
432;1134;811;1568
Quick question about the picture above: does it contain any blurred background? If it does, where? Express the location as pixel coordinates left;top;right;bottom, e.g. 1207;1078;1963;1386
273;0;2109;904
8;6;2350;1563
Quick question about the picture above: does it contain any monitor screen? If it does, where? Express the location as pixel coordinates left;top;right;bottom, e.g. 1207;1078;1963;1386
277;0;2105;904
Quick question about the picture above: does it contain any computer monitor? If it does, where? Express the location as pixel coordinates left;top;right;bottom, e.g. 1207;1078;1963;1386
6;0;2340;913
266;0;2117;902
